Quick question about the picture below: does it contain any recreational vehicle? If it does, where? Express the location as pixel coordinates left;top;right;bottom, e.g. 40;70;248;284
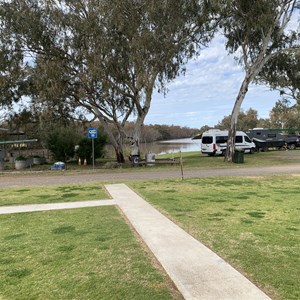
245;128;300;151
201;129;256;156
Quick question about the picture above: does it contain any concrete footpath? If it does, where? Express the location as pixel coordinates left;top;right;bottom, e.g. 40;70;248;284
106;184;271;300
0;199;115;215
0;184;271;300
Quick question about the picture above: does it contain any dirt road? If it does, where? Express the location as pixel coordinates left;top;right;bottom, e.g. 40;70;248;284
1;163;300;188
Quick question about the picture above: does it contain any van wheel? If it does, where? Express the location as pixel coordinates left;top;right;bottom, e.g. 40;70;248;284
222;150;226;156
288;144;296;150
250;148;255;154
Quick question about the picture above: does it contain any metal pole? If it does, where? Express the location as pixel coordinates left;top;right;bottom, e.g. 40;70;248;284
92;138;95;169
180;151;184;180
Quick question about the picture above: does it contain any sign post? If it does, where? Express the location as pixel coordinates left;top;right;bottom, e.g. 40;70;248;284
88;128;98;169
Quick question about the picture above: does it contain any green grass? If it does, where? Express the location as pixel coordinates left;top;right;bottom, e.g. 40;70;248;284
131;176;300;300
0;207;182;300
2;149;300;175
0;183;110;206
1;166;300;299
158;149;300;169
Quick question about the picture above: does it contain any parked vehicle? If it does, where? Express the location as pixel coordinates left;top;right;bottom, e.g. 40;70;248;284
245;128;300;151
201;129;256;156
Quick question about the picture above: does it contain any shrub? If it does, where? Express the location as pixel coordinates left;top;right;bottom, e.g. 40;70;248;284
76;131;107;163
15;155;27;161
45;126;81;162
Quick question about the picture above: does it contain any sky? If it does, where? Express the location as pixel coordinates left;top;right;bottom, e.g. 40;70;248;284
144;35;281;129
145;12;300;130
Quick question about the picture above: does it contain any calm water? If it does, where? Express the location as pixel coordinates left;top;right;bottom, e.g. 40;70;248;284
105;138;202;157
149;138;202;155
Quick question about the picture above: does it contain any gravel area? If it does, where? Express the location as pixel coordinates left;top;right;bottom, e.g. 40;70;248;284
1;163;300;188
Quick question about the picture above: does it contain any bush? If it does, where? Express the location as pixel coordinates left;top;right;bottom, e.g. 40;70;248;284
15;155;27;161
46;126;81;162
76;130;107;163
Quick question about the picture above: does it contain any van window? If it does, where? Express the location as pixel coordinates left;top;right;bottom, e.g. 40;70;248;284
216;136;227;143
202;136;213;144
244;136;251;143
235;136;243;143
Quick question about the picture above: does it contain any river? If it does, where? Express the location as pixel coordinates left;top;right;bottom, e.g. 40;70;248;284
105;138;202;158
150;138;202;155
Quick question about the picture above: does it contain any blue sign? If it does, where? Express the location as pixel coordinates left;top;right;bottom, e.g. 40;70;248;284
88;128;98;139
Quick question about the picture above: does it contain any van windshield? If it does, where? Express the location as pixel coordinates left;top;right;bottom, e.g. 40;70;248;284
202;136;213;144
245;136;251;143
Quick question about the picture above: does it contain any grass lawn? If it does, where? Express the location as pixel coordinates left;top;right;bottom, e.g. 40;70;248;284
0;207;182;300
2;149;300;175
158;149;300;169
131;175;300;300
0;183;110;206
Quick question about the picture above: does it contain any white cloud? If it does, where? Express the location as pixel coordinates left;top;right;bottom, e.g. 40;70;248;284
146;33;283;128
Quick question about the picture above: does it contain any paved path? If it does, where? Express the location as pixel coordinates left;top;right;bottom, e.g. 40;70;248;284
0;184;271;299
0;199;115;215
1;163;300;187
107;184;271;300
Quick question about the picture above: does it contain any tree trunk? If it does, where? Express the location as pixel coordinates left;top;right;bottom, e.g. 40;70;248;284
94;112;126;163
225;74;251;162
130;78;155;159
114;145;125;163
132;117;144;155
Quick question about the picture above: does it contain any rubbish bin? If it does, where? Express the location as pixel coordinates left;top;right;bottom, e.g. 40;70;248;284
233;149;244;163
131;155;140;166
145;152;155;166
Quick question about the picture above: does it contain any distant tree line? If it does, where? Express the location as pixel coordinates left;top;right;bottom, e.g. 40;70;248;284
199;98;300;135
116;122;198;143
0;109;196;162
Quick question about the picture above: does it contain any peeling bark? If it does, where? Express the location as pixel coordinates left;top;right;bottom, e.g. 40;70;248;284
225;75;251;162
130;77;155;158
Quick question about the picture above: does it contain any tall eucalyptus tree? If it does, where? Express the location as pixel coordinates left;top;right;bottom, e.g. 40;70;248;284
213;0;300;161
0;0;215;162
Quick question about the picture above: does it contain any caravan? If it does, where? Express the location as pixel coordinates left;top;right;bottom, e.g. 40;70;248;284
201;129;256;156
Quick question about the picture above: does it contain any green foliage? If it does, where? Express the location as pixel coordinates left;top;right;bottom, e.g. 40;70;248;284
45;126;81;162
257;51;300;103
216;0;299;61
0;0;215;162
216;108;260;130
76;132;107;163
269;98;300;129
15;155;26;161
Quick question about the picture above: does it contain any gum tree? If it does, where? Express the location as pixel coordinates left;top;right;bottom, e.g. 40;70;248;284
257;51;300;104
214;0;300;162
0;0;215;162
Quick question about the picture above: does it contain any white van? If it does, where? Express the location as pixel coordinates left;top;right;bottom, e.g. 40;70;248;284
201;129;256;156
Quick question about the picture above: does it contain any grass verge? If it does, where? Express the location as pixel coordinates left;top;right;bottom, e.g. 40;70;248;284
1;150;300;176
0;183;109;206
0;207;182;300
131;176;300;300
158;149;300;169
